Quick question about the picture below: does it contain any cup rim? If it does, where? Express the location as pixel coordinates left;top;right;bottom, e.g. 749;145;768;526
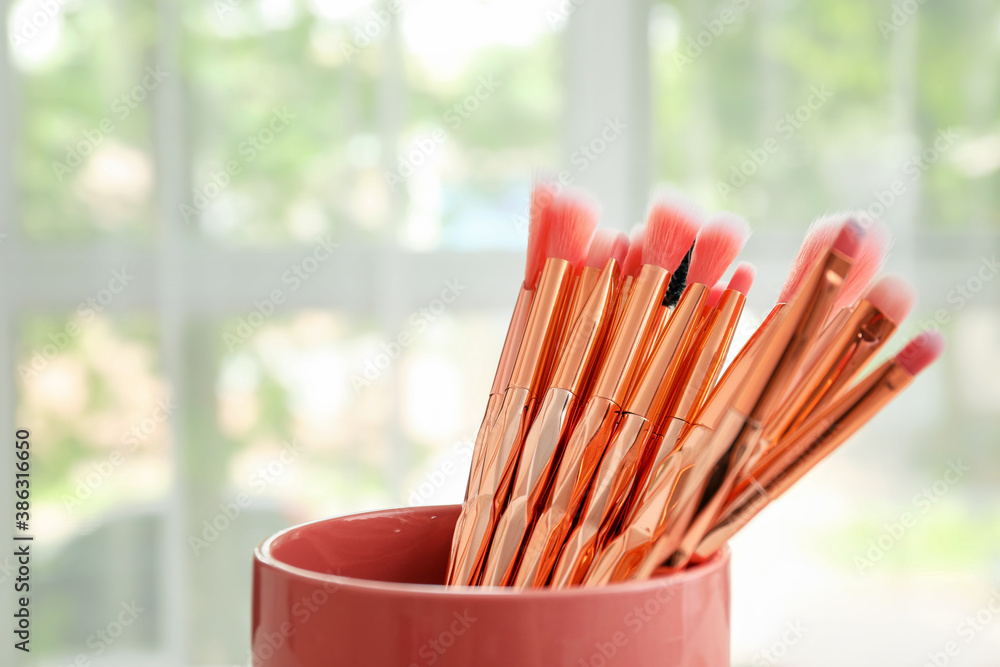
255;504;730;598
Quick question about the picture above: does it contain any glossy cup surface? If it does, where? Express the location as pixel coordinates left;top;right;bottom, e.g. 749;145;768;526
252;505;730;666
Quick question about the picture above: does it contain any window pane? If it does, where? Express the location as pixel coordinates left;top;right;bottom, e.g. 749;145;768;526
399;310;510;506
185;310;390;661
180;0;563;248
12;0;158;240
181;0;383;245
397;0;562;249
650;1;999;231
216;310;394;513
17;314;166;661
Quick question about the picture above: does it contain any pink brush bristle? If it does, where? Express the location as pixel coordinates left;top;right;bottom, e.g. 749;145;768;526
831;218;865;260
608;231;629;267
835;214;890;310
686;212;750;288
585;229;629;270
778;217;841;303
727;261;756;296
642;192;703;272
622;225;645;277
705;284;726;309
866;274;916;324
545;191;599;269
780;213;889;307
526;179;556;289
896;330;945;375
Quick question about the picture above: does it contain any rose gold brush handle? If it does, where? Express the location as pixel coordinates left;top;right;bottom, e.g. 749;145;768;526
763;299;897;443
549;283;710;587
447;258;573;584
688;243;854;545
480;388;577;586
479;260;619;586
591;253;824;585
549;412;654;587
619;288;746;529
696;359;913;560
583;414;743;586
465;286;533;502
512;397;621;587
479;274;614;585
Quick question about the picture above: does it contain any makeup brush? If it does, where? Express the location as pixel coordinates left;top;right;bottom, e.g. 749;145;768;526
634;194;706;386
448;191;597;585
763;274;916;444
831;213;891;312
621;226;645;279
549;218;749;587
696;330;946;560
703;282;728;310
609;225;646;339
780;214;891;395
563;229;629;355
464;180;555;502
681;263;757;418
512;196;700;587
480;256;621;586
663;245;692;307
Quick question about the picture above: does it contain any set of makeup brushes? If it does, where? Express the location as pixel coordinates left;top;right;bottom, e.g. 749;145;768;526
447;179;944;588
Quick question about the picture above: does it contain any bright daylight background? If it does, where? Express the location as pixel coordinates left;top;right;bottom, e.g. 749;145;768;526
1;0;998;665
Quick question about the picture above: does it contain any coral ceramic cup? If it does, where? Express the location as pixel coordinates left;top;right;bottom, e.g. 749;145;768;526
252;505;730;666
